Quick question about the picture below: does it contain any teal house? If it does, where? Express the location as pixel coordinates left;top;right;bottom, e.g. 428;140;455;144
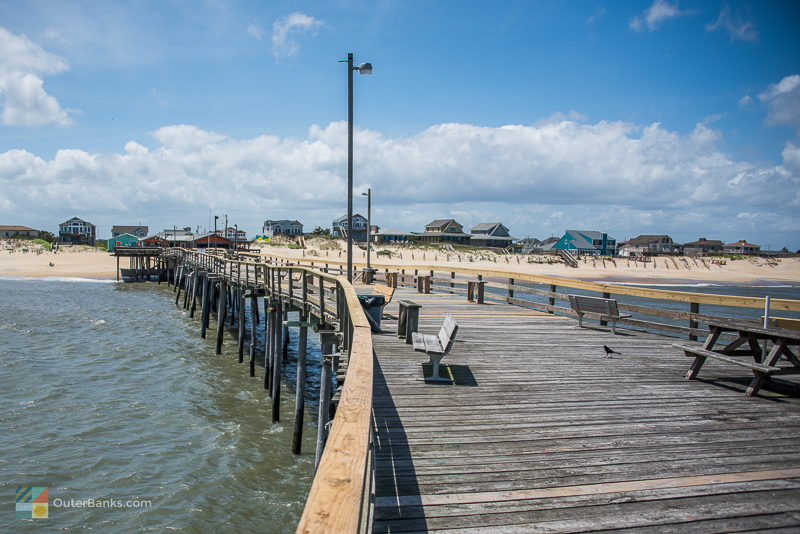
551;230;617;256
108;233;141;251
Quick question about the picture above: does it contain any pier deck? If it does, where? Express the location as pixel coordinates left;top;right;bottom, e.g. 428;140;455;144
370;287;800;533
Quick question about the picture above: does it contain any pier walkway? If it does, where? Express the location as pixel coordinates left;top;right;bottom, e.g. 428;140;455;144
370;287;800;532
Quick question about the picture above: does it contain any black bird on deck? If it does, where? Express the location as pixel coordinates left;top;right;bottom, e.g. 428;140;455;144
603;345;621;358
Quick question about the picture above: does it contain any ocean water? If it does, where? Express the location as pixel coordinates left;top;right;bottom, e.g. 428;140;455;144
0;278;320;533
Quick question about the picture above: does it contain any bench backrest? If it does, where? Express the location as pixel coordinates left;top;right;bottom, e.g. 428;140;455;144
437;314;459;355
568;294;621;317
373;284;395;304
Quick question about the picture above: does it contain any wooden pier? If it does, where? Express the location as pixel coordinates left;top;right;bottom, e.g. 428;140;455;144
140;248;800;532
370;288;800;532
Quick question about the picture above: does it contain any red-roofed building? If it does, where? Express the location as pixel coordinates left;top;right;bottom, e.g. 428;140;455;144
724;239;761;255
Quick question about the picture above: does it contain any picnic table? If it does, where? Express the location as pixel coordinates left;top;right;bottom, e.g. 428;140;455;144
677;318;800;396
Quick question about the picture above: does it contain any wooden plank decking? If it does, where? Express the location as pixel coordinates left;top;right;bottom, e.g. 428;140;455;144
368;287;800;533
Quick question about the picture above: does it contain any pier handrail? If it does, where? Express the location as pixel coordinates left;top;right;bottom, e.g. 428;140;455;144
168;248;374;533
239;250;800;312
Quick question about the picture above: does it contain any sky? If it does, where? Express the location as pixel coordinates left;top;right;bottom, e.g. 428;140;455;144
1;0;799;250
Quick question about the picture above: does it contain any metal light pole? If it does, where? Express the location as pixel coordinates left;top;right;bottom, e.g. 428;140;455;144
234;224;238;251
213;215;218;249
342;52;372;283
362;188;371;269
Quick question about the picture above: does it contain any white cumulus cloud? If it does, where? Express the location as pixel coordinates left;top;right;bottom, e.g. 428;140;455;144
272;13;323;59
0;27;71;126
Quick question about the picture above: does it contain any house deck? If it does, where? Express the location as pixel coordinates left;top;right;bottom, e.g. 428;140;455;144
369;287;800;533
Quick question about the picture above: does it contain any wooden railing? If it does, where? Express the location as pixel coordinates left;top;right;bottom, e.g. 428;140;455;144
239;251;800;340
167;249;375;533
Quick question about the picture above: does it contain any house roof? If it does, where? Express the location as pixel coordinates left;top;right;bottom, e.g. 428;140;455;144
626;234;672;245
471;222;506;233
333;214;366;223
517;237;543;245
0;225;36;232
111;233;140;240
414;231;472;237
725;240;760;247
264;219;302;226
685;238;724;246
470;234;515;241
60;217;95;227
112;225;148;234
567;230;616;242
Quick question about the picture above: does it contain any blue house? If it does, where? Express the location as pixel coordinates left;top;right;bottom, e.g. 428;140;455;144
551;230;617;256
107;233;141;251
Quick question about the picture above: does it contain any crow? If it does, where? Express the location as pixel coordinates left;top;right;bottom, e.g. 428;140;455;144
603;345;621;358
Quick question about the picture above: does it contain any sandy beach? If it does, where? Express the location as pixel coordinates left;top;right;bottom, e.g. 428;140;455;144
2;239;797;285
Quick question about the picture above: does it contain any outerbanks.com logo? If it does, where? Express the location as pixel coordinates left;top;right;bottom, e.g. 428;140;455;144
16;487;152;519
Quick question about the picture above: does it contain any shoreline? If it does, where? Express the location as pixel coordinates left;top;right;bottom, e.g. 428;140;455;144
1;245;798;287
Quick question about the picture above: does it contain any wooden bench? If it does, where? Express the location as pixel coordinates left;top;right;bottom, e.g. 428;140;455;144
568;294;631;334
412;315;459;382
373;283;395;305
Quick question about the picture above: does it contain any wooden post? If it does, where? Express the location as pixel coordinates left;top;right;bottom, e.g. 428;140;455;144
548;284;557;314
450;271;455;293
116;254;120;282
263;298;273;390
689;302;700;341
216;279;227;355
282;309;290;362
237;289;245;363
271;301;283;422
200;275;211;338
183;271;191;309
174;267;183;304
508;278;515;300
292;311;308;454
249;295;257;377
189;272;200;318
315;331;336;469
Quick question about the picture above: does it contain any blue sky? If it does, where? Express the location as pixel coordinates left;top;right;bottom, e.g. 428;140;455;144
1;0;799;250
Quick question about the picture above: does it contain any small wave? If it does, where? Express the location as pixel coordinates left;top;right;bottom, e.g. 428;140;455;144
90;319;107;325
0;275;115;283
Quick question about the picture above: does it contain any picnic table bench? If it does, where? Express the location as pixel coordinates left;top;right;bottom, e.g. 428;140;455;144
568;294;631;334
675;318;800;396
412;314;459;382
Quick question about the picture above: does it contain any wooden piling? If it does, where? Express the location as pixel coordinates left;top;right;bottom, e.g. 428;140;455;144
189;272;200;318
200;275;212;338
216;279;227;354
271;300;283;422
264;298;273;390
315;331;336;469
237;288;245;363
292;311;308;454
249;295;257;377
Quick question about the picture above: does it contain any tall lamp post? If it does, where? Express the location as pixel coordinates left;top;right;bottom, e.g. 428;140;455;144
212;215;219;249
362;188;371;270
341;52;372;283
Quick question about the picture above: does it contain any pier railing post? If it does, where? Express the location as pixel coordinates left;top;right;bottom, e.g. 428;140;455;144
548;284;557;314
249;294;257;377
315;330;336;469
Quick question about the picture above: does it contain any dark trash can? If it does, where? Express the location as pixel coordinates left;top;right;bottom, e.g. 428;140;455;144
358;294;385;332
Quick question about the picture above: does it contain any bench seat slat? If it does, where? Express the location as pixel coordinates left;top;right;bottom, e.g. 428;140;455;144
673;343;780;373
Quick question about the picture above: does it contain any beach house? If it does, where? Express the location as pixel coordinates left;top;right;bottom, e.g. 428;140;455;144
469;222;516;248
59;217;96;246
684;238;724;255
0;225;38;238
618;235;682;256
373;228;415;244
262;220;303;238
413;219;472;245
111;225;149;238
551;230;617;255
332;214;368;242
724;239;761;255
107;233;141;251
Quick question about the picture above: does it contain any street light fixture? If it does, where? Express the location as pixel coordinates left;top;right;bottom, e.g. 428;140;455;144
362;188;371;271
341;52;372;283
